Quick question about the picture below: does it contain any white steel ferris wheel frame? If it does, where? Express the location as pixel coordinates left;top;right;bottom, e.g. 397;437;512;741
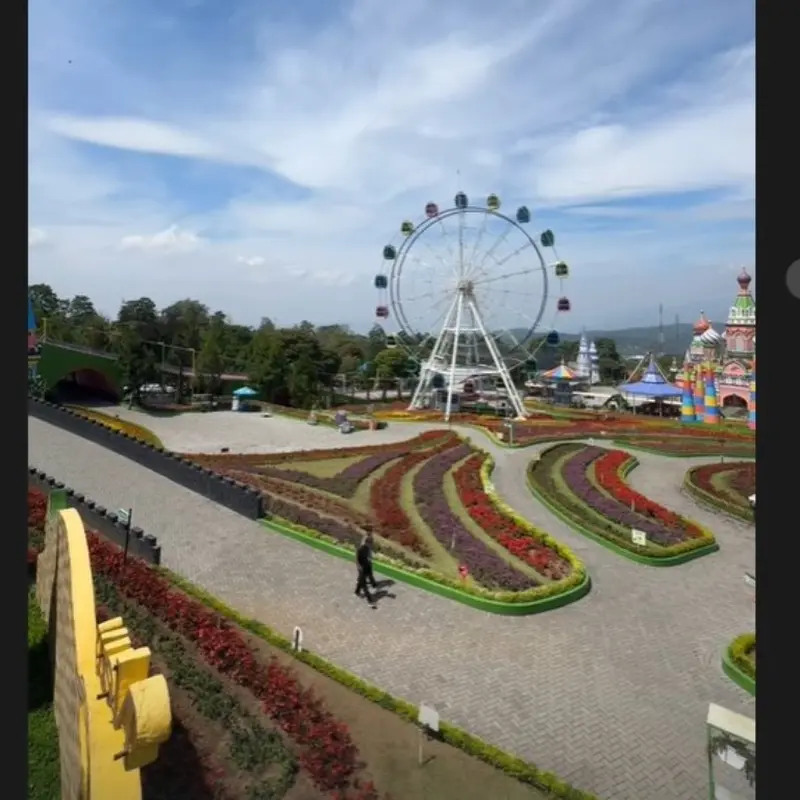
388;205;550;421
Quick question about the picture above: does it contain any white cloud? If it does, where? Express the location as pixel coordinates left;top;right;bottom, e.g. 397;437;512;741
119;225;203;254
28;0;755;329
29;227;48;247
236;255;265;267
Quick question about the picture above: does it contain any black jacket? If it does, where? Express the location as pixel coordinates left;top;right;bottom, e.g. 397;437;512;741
356;543;372;570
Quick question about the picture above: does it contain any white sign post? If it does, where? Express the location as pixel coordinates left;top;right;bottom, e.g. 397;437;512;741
631;529;647;547
417;703;440;766
292;626;303;653
743;572;755;589
117;507;133;563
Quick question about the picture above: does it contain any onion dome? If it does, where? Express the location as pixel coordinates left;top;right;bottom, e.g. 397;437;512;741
737;267;752;291
692;311;710;335
700;326;722;346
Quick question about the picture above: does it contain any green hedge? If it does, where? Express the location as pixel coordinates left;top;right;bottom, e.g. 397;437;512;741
158;568;600;800
722;633;756;696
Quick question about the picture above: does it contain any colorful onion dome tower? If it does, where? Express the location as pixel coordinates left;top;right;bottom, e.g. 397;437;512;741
687;312;710;363
693;362;705;419
703;364;719;424
748;356;756;430
725;268;756;360
681;364;696;422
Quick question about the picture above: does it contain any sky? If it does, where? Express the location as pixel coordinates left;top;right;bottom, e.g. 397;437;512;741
28;0;755;333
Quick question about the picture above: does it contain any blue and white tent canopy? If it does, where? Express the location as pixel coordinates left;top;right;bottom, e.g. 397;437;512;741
618;355;682;398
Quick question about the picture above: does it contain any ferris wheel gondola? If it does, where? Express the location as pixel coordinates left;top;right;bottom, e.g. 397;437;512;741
372;192;572;420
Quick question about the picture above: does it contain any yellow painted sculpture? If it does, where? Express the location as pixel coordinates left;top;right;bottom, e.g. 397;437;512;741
35;489;172;800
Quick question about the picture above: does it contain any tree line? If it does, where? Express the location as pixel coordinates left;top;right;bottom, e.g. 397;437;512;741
29;283;629;407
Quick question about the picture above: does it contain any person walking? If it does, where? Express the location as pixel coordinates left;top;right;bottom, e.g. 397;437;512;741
355;533;378;602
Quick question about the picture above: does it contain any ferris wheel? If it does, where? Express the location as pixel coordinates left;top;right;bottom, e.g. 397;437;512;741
373;192;572;420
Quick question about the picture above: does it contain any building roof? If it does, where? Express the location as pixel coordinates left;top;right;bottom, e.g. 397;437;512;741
618;354;682;397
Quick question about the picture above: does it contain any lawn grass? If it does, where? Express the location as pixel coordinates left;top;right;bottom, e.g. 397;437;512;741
28;585;60;800
277;455;365;478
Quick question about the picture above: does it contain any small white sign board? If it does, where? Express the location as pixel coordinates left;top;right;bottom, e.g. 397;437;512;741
417;703;440;766
292;626;303;653
743;573;755;589
117;509;130;525
418;703;439;732
631;529;647;546
588;438;595;446
748;494;755;507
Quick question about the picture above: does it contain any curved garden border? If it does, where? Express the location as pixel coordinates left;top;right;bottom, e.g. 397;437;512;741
683;466;755;523
722;633;756;696
527;445;719;566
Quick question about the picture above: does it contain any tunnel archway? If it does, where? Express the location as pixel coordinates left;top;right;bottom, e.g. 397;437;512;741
50;368;120;405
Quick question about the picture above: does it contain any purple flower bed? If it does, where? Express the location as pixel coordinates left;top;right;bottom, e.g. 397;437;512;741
558;446;684;546
263;493;422;568
256;449;403;498
413;445;537;591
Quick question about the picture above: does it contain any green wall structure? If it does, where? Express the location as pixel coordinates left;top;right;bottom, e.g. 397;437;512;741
38;342;123;399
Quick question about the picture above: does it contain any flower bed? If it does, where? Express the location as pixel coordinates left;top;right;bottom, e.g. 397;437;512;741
65;405;164;448
192;433;588;608
684;462;755;522
528;443;716;562
414;445;537;591
455;455;571;581
29;487;599;800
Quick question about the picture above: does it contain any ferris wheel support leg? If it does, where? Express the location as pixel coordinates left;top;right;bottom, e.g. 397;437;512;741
408;291;459;412
466;297;528;419
444;292;466;423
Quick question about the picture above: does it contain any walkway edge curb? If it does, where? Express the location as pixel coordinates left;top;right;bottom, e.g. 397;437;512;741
258;518;592;615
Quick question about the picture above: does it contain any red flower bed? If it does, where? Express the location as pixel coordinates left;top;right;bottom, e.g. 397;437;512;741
28;488;46;528
453;456;571;580
593;450;703;538
27;488;381;798
369;433;461;555
689;462;755;506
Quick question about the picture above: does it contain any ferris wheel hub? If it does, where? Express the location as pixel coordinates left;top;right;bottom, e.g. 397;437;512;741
457;280;475;294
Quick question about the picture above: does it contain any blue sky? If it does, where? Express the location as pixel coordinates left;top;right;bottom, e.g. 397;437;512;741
29;0;754;332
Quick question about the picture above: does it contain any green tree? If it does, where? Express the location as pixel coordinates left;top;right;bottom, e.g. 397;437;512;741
196;317;226;397
248;330;290;405
595;338;626;383
373;348;411;400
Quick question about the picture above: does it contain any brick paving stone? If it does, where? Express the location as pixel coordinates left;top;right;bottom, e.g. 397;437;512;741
29;417;755;800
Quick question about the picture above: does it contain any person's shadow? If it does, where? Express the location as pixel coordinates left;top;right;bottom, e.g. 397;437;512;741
370;579;397;606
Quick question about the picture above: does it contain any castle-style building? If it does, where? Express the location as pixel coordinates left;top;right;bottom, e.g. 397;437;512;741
681;268;755;410
574;332;600;384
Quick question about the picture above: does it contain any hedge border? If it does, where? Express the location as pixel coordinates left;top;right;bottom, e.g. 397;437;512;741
527;446;719;566
28;469;161;565
722;634;756;696
683;468;755;523
155;566;601;800
29;397;264;520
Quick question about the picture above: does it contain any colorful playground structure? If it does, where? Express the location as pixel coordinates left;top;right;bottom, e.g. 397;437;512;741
678;269;755;429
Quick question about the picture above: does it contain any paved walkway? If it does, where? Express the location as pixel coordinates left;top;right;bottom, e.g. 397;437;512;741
29;416;755;800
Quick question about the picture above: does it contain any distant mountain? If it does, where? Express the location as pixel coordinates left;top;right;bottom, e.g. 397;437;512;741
509;323;726;357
